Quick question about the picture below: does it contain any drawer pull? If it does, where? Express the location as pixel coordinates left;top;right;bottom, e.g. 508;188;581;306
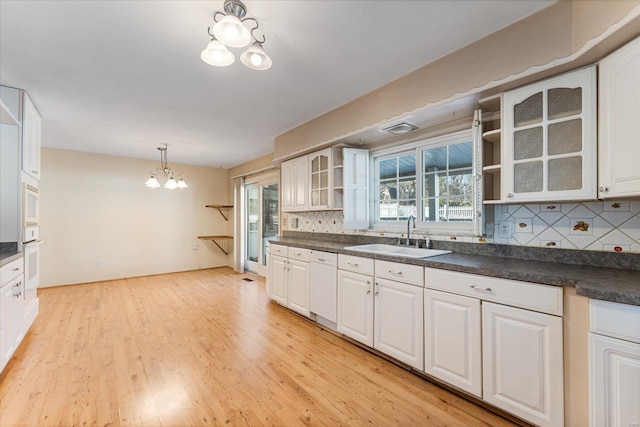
469;285;492;292
13;267;20;271
388;270;403;275
347;262;359;267
318;258;326;262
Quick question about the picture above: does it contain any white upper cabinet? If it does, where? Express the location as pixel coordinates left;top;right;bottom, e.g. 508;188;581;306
502;66;596;202
598;36;640;199
22;92;41;180
309;147;343;211
281;155;308;212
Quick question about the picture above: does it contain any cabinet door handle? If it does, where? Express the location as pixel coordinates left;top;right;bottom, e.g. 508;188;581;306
374;283;379;296
388;270;403;275
469;285;492;292
506;193;514;198
599;186;609;192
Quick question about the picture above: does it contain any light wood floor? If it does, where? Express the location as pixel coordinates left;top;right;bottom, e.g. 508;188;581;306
0;268;517;426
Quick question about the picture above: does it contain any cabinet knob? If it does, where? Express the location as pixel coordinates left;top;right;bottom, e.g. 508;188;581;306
506;193;514;198
599;186;609;192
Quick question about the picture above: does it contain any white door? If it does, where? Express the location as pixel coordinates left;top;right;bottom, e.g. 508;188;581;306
374;278;424;370
268;255;288;305
598;36;640;199
482;302;564;427
424;289;482;397
287;259;310;317
281;159;294;212
293;155;309;211
337;270;373;346
244;178;278;277
590;333;640;427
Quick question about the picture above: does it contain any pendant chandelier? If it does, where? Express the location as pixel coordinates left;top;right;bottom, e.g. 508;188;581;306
201;0;272;71
145;144;188;189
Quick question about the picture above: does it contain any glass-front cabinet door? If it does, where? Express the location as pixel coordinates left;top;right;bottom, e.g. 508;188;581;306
502;66;596;202
308;147;343;210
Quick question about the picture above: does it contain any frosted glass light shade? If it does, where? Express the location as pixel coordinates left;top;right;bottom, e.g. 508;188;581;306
165;177;178;189
201;39;235;67
240;43;272;71
145;175;160;188
212;14;251;48
177;179;188;188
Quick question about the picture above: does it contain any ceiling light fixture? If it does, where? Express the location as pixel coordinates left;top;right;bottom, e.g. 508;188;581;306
145;144;188;190
383;122;419;135
202;0;272;71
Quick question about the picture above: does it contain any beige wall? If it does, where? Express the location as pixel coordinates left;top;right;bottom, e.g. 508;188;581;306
40;148;230;287
274;1;640;160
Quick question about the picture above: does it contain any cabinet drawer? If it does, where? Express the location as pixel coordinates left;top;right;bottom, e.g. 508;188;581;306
376;260;423;287
425;268;563;316
269;244;288;257
288;247;311;262
1;258;23;286
590;299;640;344
339;254;374;276
309;250;336;266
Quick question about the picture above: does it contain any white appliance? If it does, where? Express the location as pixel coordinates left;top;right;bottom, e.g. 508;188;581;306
22;182;39;228
23;240;41;298
309;251;338;322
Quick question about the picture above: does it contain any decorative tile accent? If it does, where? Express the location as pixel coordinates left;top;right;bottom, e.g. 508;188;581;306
283;199;640;254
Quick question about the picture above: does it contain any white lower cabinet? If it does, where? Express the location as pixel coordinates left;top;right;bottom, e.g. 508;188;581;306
374;277;423;370
425;267;564;427
589;334;640;427
589;300;640;427
337;270;373;346
268;254;288;306
1;275;25;372
424;289;481;398
482;302;564;427
267;247;311;317
287;258;310;317
337;257;423;370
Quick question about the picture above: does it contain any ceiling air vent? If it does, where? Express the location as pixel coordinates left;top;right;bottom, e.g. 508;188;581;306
382;122;418;135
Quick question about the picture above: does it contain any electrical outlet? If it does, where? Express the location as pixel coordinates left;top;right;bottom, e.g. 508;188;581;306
97;259;104;267
192;243;199;250
498;221;513;239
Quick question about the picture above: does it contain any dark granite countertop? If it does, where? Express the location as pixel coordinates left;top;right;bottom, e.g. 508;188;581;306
0;251;23;268
270;236;640;306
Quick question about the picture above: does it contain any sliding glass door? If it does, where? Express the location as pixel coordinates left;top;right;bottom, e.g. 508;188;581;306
244;178;278;276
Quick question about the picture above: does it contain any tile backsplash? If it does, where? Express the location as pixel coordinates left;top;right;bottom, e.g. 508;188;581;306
283;200;640;253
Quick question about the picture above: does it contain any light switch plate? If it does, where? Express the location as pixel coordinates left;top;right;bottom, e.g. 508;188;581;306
498;221;513;239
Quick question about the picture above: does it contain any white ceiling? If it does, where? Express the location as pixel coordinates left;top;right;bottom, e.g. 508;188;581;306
0;0;554;168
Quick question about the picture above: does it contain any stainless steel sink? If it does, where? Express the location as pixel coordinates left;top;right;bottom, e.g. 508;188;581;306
344;244;451;259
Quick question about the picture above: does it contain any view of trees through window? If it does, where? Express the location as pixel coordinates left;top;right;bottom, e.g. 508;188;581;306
375;134;475;224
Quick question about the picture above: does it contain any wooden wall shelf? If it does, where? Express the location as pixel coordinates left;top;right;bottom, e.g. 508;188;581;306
205;204;233;221
197;235;233;255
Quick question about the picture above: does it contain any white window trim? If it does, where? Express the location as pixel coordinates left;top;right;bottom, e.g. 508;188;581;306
371;129;480;236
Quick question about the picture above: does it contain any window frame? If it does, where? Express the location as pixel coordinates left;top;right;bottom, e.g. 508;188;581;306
371;129;481;235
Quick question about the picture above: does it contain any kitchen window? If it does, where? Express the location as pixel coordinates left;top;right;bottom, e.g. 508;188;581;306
372;129;481;235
